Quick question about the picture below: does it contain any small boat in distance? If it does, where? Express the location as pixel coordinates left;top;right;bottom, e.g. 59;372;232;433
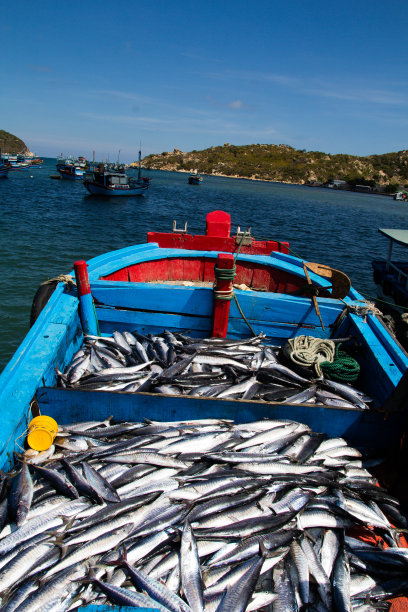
394;190;408;201
56;156;86;180
188;171;203;184
83;150;150;196
30;157;43;168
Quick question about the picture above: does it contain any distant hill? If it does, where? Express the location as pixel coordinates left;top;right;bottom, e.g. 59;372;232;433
141;144;408;190
0;130;29;154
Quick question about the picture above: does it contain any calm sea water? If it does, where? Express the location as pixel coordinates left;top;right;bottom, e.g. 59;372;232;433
1;157;407;372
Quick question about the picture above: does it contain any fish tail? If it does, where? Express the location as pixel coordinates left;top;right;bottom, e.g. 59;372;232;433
105;544;128;566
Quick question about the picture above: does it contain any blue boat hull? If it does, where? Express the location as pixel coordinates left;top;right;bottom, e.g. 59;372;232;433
84;180;149;196
57;170;85;180
188;175;203;184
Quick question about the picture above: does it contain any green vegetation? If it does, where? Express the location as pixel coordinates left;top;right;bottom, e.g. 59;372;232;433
142;144;408;189
0;130;28;154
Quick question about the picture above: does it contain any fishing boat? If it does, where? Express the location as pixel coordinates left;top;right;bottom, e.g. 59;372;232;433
394;190;408;201
1;209;407;455
188;171;203;185
29;157;44;168
2;153;30;171
372;228;408;349
1;210;408;609
83;151;150;196
56;157;86;180
0;153;8;178
83;165;150;196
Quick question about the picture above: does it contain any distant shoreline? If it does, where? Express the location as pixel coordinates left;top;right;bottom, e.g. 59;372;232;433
137;166;393;196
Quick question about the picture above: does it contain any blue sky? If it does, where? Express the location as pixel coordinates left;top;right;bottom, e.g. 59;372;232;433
1;1;407;162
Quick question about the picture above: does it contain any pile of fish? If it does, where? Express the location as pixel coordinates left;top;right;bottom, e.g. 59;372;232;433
0;416;407;611
57;330;373;410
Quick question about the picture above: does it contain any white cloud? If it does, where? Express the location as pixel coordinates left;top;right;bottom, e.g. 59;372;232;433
207;69;408;107
228;100;245;109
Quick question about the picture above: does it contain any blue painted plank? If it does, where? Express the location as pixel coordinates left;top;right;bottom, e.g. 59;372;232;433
365;314;408;372
96;307;333;344
229;289;342;325
36;387;405;454
93;283;344;343
79;607;159;611
349;314;406;396
85;243;161;272
91;282;343;329
97;309;213;337
93;283;214;316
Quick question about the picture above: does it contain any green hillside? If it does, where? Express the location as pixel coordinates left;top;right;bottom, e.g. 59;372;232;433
142;144;408;190
0;130;28;154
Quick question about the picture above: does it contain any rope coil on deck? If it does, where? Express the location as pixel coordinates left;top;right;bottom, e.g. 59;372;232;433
321;343;360;383
283;335;361;382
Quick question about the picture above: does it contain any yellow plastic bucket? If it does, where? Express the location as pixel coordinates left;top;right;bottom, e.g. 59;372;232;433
27;415;58;451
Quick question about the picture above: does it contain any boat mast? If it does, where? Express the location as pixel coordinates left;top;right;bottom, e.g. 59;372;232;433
138;148;141;181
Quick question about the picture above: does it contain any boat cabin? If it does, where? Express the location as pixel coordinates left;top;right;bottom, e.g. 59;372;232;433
372;228;408;308
89;171;130;188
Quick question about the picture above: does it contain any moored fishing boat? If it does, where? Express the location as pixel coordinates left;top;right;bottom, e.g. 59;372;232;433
2;153;30;171
29;157;44;168
56;156;86;180
83;164;150;196
1;210;408;610
394;190;408;201
0;153;8;178
188;171;203;185
372;228;408;350
83;151;150;196
3;209;408;455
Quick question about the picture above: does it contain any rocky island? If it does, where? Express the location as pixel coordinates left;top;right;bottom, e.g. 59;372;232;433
138;143;408;193
0;130;30;155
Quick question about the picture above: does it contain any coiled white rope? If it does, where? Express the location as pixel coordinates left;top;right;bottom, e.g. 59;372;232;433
286;335;336;376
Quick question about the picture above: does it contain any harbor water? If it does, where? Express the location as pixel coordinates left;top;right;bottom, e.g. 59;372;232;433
1;157;407;372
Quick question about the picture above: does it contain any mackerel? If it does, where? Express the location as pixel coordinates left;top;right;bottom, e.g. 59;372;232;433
0;542;55;593
110;549;192;612
0;499;89;555
9;462;33;526
44;523;135;578
180;520;204;612
216;552;266;612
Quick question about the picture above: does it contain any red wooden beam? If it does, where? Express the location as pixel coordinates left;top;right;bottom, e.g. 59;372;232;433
212;253;235;338
147;209;289;254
